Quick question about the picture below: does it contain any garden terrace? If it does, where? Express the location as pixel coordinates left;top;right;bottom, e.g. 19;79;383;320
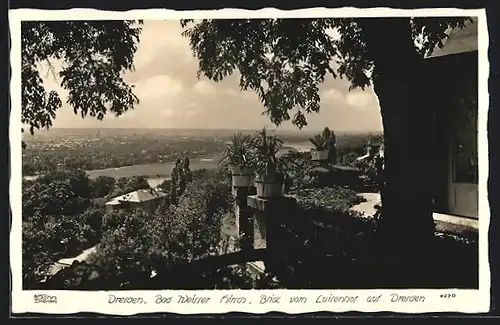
240;186;479;289
34;166;478;290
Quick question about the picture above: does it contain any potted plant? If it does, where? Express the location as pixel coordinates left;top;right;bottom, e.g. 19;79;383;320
309;127;337;162
219;132;255;187
252;128;287;198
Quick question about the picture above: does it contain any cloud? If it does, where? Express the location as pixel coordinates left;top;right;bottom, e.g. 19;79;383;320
321;89;344;101
345;91;375;109
132;20;192;71
185;109;200;116
223;88;239;97
134;74;184;102
161;108;175;117
40;20;383;133
193;80;216;96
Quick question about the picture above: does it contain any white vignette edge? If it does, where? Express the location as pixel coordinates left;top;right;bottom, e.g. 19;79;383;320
8;7;491;315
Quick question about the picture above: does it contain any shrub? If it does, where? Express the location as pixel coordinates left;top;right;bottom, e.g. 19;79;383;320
274;183;478;288
184;266;284;289
91;176;116;198
88;210;153;288
70;167;235;289
22;207;105;289
280;152;313;190
354;157;381;191
294;186;366;212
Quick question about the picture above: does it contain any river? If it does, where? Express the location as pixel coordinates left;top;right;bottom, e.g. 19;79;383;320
24;155;220;188
23;142;313;188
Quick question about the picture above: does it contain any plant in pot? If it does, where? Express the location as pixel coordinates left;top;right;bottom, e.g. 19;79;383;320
219;132;255;188
309;127;337;163
252;128;287;198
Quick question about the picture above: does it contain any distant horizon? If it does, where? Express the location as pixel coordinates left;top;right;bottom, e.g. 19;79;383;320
35;126;383;135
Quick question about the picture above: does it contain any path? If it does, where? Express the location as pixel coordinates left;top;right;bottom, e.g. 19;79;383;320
48;246;97;276
351;192;479;231
351;193;381;217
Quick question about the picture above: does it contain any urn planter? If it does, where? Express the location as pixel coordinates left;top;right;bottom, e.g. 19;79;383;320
231;166;254;187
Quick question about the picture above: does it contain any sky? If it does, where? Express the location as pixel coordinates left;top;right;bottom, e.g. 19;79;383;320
40;20;383;133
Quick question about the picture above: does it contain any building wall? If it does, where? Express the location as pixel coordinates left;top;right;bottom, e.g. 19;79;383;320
424;51;478;217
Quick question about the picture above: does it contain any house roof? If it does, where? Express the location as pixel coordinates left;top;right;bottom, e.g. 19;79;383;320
106;189;167;205
425;18;478;59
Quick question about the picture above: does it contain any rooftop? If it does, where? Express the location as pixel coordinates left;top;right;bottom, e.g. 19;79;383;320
105;189;168;205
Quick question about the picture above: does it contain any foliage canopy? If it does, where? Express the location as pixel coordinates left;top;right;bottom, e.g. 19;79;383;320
181;18;471;128
21;21;142;136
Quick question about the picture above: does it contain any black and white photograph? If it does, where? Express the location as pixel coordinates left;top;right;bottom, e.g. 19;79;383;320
10;7;490;314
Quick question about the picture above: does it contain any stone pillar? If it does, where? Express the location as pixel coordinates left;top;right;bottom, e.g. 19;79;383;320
232;186;255;252
247;195;297;274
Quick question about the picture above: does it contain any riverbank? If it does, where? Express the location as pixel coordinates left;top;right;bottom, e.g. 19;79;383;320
23;142;314;186
23;155;220;183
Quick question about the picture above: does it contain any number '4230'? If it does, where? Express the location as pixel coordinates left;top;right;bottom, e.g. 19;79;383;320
439;293;457;299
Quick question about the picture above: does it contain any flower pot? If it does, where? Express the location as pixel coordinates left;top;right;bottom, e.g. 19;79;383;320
230;166;254;187
311;149;329;161
255;180;285;198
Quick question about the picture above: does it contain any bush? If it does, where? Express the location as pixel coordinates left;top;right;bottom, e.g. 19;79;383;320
289;186;373;263
91;176;116;198
353;158;381;191
271;184;478;288
22;207;105;289
180;266;284;290
294;186;366;212
22;170;113;289
88;209;153;288
66;167;236;289
280;152;312;191
297;165;362;190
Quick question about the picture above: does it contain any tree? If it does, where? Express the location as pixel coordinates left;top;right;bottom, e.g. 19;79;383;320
23;169;94;218
86;170;234;289
108;176;151;199
183;157;193;183
91;176;116;198
22;18;475;283
21;20;142;144
180;17;472;269
92;209;153;288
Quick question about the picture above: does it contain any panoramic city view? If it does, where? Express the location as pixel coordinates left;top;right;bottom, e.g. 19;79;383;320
20;16;479;292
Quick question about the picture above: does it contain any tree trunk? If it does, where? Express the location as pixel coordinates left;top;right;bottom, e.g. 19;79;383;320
359;19;437;278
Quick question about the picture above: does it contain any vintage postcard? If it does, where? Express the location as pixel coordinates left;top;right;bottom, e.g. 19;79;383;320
10;7;490;315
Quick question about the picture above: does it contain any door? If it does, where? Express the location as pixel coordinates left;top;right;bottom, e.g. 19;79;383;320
448;74;478;219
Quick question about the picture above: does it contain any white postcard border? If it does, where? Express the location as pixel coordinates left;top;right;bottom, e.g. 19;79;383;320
9;7;491;315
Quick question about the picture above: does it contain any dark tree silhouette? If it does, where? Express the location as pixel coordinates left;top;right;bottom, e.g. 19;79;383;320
21;20;142;143
180;17;473;267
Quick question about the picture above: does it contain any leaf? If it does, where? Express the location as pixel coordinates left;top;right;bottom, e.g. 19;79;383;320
183;17;472;128
21;21;142;135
